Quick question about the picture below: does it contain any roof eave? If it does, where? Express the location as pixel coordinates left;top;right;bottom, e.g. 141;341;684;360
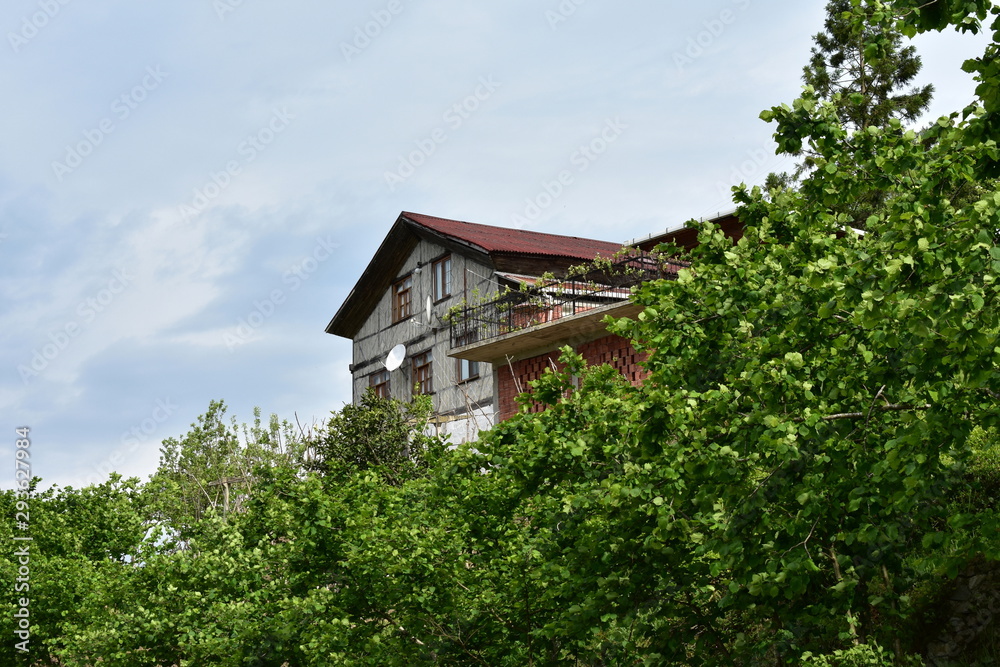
400;213;494;266
326;213;497;339
325;214;417;339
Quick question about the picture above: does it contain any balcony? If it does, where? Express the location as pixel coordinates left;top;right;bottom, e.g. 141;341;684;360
448;252;682;363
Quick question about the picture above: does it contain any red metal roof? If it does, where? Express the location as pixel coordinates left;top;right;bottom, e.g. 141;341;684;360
402;211;624;260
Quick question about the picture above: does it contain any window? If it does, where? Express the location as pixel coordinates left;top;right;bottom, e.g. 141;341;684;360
457;358;479;383
392;275;412;322
369;369;390;399
412;351;433;395
433;256;452;301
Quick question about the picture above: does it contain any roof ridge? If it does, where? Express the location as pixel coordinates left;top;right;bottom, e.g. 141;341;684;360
401;211;623;250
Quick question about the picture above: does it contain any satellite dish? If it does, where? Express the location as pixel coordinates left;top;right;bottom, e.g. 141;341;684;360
426;296;433;324
385;344;406;371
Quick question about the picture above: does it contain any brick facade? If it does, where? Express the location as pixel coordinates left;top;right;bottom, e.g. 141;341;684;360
497;334;649;421
576;335;649;385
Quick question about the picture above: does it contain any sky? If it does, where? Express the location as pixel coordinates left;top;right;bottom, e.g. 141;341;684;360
0;0;992;490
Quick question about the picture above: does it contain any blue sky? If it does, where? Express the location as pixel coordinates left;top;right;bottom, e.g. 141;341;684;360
0;0;991;489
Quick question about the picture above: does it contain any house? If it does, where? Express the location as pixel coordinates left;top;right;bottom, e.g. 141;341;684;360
447;210;742;421
325;211;625;441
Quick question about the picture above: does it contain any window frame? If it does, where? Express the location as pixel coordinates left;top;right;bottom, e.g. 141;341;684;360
392;275;413;323
457;358;480;383
369;369;390;399
412;350;433;395
432;255;452;302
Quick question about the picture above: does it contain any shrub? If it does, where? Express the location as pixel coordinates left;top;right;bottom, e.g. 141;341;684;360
800;642;922;666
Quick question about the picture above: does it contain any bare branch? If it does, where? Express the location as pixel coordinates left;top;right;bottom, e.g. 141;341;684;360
796;403;930;423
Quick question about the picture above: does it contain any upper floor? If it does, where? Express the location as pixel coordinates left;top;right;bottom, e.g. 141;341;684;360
326;211;627;440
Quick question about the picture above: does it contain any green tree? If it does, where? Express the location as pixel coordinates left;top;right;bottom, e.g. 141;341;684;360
804;0;933;131
614;0;1000;659
145;400;311;535
767;0;933;204
310;390;444;485
0;476;148;665
468;1;1000;662
45;394;477;665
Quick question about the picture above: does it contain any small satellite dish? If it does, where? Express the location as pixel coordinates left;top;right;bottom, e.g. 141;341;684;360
385;344;406;371
426;296;433;324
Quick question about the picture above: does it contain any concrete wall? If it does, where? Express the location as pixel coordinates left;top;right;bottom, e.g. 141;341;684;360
350;238;497;442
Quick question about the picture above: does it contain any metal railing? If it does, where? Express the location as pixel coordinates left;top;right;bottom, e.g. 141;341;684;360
449;251;683;349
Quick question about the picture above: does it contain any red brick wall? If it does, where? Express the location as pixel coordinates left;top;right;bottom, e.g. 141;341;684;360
497;334;648;421
576;335;649;385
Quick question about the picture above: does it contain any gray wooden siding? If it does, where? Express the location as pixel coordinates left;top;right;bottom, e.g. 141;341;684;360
350;239;497;442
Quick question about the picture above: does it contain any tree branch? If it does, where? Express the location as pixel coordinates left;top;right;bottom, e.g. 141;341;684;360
795;403;930;422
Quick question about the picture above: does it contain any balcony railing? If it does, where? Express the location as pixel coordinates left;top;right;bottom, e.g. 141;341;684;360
449;251;683;349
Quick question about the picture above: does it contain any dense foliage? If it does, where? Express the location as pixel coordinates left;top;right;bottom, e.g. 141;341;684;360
6;1;1000;664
